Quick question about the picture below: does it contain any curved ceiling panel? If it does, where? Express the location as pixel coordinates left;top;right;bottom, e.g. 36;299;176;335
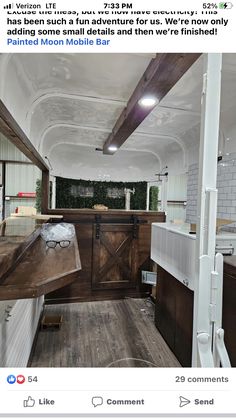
136;106;200;137
49;144;160;182
41;125;108;157
0;55;35;131
125;133;177;154
2;53;236;179
30;96;124;150
0;53;153;146
159;56;203;112
41;125;177;159
160;54;236;135
2;53;153;110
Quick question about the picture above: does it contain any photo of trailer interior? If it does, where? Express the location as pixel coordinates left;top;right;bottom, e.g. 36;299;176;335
0;53;235;368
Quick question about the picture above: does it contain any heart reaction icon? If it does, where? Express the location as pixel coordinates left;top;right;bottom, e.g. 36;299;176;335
17;375;25;384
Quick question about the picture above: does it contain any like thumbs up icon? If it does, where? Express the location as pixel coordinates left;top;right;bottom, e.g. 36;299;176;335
23;396;35;407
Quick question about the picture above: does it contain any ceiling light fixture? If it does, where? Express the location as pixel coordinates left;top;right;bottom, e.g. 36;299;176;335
108;145;118;152
138;97;158;107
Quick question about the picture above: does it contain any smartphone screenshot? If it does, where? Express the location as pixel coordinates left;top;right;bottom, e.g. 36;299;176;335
0;0;235;417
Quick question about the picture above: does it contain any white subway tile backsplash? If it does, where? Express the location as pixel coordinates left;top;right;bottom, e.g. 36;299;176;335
222;186;232;193
222;181;231;187
222;213;231;219
223;173;233;180
218;194;227;200
227;207;236;214
186;161;236;223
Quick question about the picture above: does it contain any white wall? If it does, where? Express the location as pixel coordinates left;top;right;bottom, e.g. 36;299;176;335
6;164;40;196
0;135;41;218
0;133;30;162
161;149;186;175
167;174;187;201
158;174;187;222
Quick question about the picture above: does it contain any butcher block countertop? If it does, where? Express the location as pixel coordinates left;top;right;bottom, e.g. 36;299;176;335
0;215;81;300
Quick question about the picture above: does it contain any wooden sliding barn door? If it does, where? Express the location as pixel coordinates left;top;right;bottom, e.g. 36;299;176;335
92;224;138;290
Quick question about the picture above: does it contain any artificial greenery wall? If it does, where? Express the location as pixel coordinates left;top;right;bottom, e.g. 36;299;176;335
35;178;42;213
36;178;53;212
149;186;159;211
56;177;147;210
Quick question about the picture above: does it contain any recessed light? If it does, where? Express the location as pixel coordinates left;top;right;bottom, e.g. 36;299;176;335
108;145;118;152
138;97;157;107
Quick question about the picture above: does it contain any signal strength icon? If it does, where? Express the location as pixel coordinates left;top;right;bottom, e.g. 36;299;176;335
4;3;13;9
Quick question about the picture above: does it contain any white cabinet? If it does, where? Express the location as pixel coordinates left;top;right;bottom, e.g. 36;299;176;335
151;223;196;290
151;223;236;291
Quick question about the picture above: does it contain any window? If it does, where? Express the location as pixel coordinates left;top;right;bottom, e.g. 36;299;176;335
70;185;94;198
107;187;124;198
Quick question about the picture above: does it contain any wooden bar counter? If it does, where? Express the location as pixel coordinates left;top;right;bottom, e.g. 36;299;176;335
0;217;47;281
0;216;81;300
45;209;165;304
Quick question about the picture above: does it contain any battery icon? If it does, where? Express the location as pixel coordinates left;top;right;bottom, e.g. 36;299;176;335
219;2;233;8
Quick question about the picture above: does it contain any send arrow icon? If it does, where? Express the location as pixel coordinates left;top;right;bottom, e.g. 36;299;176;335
179;396;191;407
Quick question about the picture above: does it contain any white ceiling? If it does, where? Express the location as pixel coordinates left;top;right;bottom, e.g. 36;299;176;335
0;53;236;181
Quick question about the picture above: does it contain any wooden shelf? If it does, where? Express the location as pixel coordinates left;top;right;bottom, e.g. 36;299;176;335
157;200;186;205
6;196;36;199
0;235;81;300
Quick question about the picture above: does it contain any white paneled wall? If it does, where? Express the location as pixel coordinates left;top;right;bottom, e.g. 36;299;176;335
167;174;187;201
166;204;187;222
5;198;37;219
0;297;44;367
6;164;41;196
186;153;236;223
0;133;30;162
1;134;41;218
161;174;187;222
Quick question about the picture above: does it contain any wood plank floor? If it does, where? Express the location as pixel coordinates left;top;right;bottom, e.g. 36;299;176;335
30;298;180;367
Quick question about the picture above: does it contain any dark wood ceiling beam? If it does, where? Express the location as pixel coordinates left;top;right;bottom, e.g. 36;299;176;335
0;100;49;172
103;53;201;154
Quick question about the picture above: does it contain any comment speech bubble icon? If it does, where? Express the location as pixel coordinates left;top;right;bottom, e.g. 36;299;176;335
92;396;103;407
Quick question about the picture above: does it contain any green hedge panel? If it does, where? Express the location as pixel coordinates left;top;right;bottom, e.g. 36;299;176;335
56;177;148;210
